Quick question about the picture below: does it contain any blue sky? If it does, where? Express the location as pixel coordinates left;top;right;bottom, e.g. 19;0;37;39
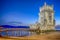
0;0;60;25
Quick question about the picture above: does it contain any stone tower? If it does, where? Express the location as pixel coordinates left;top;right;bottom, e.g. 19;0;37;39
39;2;55;30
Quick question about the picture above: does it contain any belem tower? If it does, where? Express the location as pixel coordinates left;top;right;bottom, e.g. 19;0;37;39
30;2;55;31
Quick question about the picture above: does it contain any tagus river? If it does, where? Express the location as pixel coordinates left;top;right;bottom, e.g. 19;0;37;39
0;28;36;37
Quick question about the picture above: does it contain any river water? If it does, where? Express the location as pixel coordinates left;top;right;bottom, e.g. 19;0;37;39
0;28;36;37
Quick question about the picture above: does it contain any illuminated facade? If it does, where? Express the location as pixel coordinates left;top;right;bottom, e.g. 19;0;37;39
30;2;55;30
39;2;55;30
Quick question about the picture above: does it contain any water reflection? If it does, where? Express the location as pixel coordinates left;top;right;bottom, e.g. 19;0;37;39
1;30;36;37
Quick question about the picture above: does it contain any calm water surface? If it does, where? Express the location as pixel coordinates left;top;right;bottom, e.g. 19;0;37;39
0;28;36;37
